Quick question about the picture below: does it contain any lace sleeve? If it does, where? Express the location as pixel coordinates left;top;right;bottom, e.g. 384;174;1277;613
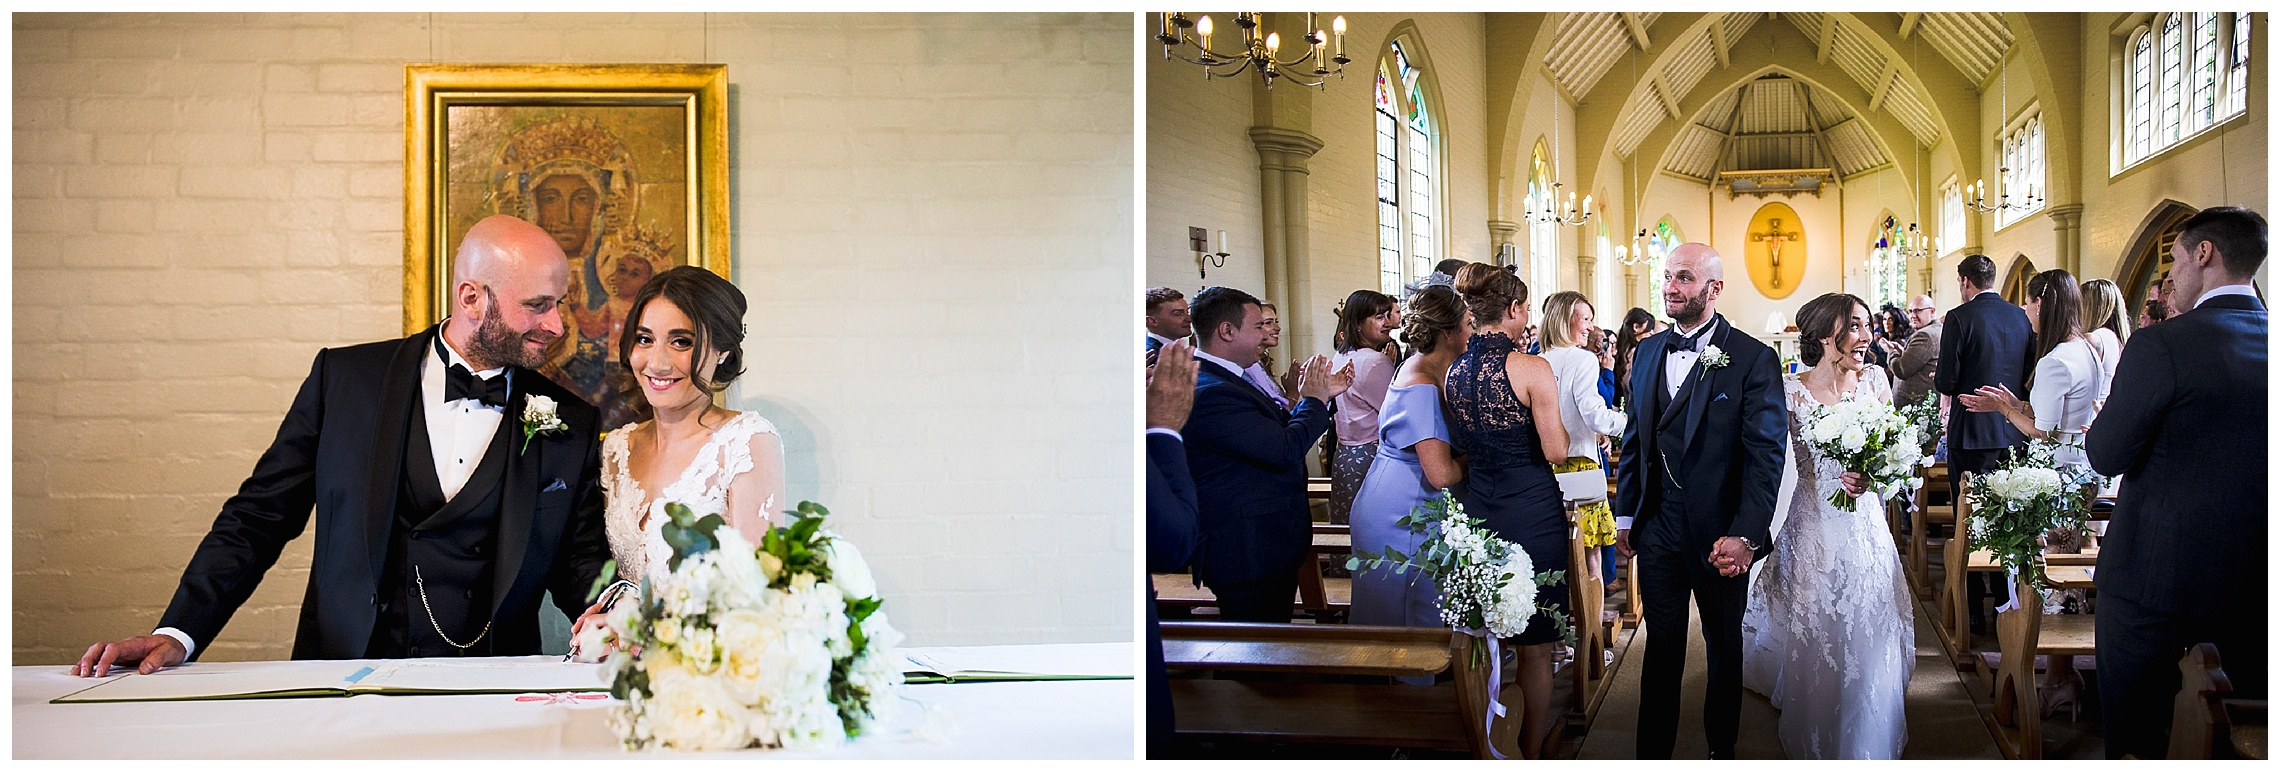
1866;365;1895;405
719;414;786;539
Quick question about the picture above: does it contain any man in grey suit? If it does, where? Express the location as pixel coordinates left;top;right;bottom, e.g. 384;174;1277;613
1891;294;1942;408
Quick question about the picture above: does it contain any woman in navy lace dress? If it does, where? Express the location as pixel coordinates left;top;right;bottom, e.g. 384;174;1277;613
1445;263;1572;759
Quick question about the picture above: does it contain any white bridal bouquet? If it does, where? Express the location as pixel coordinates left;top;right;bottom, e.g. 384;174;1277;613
1964;441;2099;592
1800;394;1925;510
583;501;905;751
1347;492;1569;644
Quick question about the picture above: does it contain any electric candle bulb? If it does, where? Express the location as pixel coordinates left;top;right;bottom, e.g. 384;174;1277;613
1266;32;1279;54
1198;15;1212;47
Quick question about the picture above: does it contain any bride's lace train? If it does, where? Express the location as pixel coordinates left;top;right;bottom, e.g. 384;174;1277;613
1741;369;1914;759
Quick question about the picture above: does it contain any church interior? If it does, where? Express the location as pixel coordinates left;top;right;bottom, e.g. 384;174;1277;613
1148;11;2266;760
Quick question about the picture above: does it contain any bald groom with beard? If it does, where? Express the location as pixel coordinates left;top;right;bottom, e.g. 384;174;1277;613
77;215;612;676
1613;243;1787;759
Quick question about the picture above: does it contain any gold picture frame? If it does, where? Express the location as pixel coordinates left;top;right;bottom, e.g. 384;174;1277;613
404;63;728;431
402;62;729;335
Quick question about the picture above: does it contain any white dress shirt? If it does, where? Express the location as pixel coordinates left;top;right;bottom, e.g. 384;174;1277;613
2194;282;2259;309
157;329;509;659
1663;317;1718;399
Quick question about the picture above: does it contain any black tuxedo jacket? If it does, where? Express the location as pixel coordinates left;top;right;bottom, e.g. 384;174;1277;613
1613;315;1786;558
1181;359;1332;586
157;325;611;659
2087;293;2267;617
1935;291;2035;451
1146;431;1200;573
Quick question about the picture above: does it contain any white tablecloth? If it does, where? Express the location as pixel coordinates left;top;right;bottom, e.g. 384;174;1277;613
14;643;1133;759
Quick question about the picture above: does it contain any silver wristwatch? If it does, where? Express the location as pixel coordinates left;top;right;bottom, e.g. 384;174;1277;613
1734;536;1761;552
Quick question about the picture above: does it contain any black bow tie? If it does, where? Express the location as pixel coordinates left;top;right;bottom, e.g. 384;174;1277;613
1667;325;1711;355
445;363;508;407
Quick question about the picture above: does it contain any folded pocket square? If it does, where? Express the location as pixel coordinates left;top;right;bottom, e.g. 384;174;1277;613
1714;393;1729;401
543;478;569;492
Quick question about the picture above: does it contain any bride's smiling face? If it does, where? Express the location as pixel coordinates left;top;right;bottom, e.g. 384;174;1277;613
1822;303;1871;371
627;297;722;411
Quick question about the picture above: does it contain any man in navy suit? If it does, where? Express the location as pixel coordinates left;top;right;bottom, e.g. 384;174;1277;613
2089;206;2268;759
1146;287;1189;355
1612;243;1787;759
1935;253;2035;499
1181;286;1349;622
1934;253;2034;633
1145;339;1201;755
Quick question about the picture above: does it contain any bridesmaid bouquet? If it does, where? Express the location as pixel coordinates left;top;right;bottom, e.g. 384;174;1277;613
1964;442;2098;593
1800;396;1925;510
586;501;905;751
1348;492;1570;645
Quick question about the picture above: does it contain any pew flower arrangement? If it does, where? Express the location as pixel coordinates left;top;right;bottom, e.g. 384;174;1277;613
586;501;904;751
1347;492;1571;646
1964;441;2099;593
1799;393;1924;510
1899;394;1944;458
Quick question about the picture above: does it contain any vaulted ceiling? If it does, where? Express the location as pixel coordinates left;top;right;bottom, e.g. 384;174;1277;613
1535;11;2015;168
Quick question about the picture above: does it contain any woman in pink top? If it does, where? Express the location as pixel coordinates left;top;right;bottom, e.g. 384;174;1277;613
1327;290;1400;524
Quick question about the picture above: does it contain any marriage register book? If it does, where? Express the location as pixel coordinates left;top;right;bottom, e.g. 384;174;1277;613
51;657;608;703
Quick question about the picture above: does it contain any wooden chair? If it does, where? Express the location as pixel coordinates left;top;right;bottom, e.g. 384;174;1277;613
1160;622;1510;758
1986;573;2097;759
2168;643;2270;760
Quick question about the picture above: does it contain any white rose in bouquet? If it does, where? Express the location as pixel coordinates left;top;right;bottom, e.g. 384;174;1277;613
644;658;753;751
822;536;878;600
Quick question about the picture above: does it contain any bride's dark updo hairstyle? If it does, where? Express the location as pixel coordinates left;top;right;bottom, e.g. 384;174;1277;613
617;265;749;396
1454;261;1528;328
1793;292;1869;367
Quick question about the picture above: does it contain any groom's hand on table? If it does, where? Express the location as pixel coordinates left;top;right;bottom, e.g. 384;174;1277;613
1709;537;1752;577
73;634;185;677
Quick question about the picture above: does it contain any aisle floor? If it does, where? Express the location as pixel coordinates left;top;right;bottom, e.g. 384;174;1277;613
1574;594;2000;759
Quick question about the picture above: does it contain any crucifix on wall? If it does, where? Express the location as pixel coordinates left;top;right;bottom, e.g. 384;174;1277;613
1751;218;1800;289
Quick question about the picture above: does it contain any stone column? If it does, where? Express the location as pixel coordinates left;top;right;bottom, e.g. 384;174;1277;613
2046;203;2085;276
1487;219;1521;267
1250;125;1324;357
1576;253;1596;303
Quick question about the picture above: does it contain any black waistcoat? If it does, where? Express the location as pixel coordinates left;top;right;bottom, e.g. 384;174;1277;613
366;396;510;658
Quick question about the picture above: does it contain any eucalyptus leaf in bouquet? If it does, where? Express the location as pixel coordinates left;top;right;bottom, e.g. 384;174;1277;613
594;500;905;751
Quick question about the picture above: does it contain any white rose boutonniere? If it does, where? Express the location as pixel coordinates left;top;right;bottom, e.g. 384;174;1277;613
521;394;568;454
1699;344;1731;370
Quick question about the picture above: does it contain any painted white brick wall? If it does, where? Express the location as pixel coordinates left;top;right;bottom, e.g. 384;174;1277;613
13;12;1132;664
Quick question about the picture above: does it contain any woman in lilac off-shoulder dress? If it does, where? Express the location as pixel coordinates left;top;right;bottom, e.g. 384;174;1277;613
1350;286;1470;627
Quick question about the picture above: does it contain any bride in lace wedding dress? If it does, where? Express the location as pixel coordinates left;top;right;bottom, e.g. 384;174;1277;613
1742;293;1914;759
578;267;786;620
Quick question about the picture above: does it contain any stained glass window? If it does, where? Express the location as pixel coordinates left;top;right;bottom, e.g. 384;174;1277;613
1867;215;1907;312
1376;40;1438;295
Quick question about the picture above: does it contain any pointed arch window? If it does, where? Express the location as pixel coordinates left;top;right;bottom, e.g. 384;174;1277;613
1527;139;1556;298
1939;178;1966;256
1374;40;1438;295
2124;13;2251;169
1868;215;1909;312
1646;219;1679;319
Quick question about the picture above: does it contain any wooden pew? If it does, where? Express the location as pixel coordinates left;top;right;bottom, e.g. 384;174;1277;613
1149;572;1349;622
1909;462;1954;598
1936;472;1998;667
2168;643;2270;760
1160;621;1508;758
1987;573;2098;759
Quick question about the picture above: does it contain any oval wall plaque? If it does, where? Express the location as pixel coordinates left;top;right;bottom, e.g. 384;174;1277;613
1745;202;1807;299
